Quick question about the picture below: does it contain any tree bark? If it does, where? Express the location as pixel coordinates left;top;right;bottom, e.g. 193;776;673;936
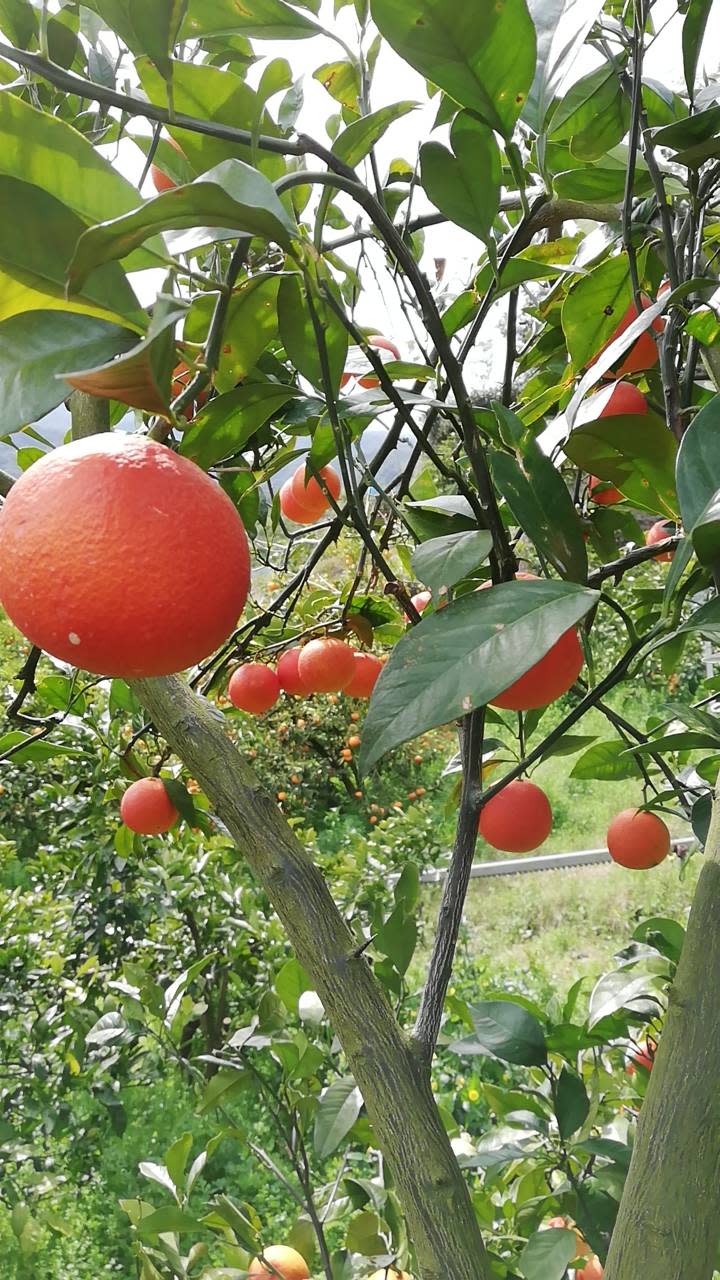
131;674;492;1280
605;776;720;1280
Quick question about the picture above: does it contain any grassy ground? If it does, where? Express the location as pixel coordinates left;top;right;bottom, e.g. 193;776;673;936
421;848;701;994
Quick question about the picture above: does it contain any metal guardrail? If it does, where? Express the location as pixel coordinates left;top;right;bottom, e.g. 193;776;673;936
418;835;696;884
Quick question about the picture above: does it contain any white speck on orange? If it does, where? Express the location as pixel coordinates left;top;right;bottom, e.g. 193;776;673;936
68;632;81;645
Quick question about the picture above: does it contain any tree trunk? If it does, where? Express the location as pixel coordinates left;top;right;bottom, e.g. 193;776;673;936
132;674;492;1280
605;779;720;1280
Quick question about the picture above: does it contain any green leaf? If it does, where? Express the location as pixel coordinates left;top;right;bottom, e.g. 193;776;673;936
332;100;416;166
137;57;284;181
624;731;720;756
314;60;361;111
0;90;162;271
678;598;720;640
0;0;37;45
277;274;347;393
63;296;184;415
688;490;720;566
589;971;662;1029
370;0;537;138
275;958;313;1014
555;1067;589;1138
490;408;587;582
0;731;81;764
0;311;135;433
562;253;635;369
564;411;678;519
652;105;720;167
182;0;320;38
570;740;642;781
359;579;598;772
199;1066;254;1113
161;778;197;827
83;0;187;81
345;1211;386;1256
523;0;603;132
411;529;492;595
137;1207;203;1238
0;177;142;323
549;62;628;162
633;916;685;965
518;1228;577;1280
677;394;720;532
683;0;713;97
420;112;501;242
692;792;712;847
209;1195;260;1250
375;904;417;974
184;274;280;393
68;161;296;293
394;862;420;910
314;1078;363;1159
180;383;299;469
539;733;597;760
468;1000;547;1066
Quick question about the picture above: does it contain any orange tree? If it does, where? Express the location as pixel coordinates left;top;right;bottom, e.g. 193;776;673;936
1;1;720;1277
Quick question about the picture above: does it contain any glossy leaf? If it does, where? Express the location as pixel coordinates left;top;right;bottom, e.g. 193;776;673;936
137;1206;202;1237
359;578;598;771
375;904;417;974
549;62;628;162
137;58;285;181
677;597;720;638
519;1228;577;1280
274;957;312;1014
410;529;492;595
555;1066;589;1138
633;916;685;965
68;161;296;292
370;0;537;138
589;971;663;1029
182;0;320;38
63;299;184;414
0;311;135;433
314;1078;363;1158
570;740;642;782
524;0;603;131
345;1211;386;1256
0;91;162;271
624;731;720;756
180;383;299;468
0;177;141;323
677;394;720;533
332;100;416;166
692;792;712;847
490;407;587;582
420;112;501;242
277;275;347;393
83;0;187;81
314;60;361;111
564;412;678;519
468;1000;547;1066
562;253;636;369
184;274;280;393
683;0;713;98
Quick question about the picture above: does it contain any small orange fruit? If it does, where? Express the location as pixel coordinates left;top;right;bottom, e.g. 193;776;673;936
645;519;675;562
120;778;178;835
276;647;309;695
290;463;341;513
228;665;280;715
479;779;552;853
606;809;670;869
344;651;384;698
347;734;361;748
248;1246;310;1280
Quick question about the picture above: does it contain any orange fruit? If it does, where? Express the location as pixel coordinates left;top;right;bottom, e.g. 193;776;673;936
150;135;187;194
344;651;384;697
627;1037;657;1074
120;778;178;835
347;734;361;748
479;779;552;853
341;748;353;761
290;463;341;513
408;590;431;617
340;334;401;388
577;1257;603;1280
479;574;584;710
595;296;663;378
606;808;670;869
298;638;356;693
0;435;250;678
416;786;426;796
545;1217;591;1258
368;1269;412;1280
248;1246;310;1280
588;475;623;505
277;791;287;802
645;519;675;562
276;647;309;695
279;479;322;525
369;814;378;824
228;664;280;714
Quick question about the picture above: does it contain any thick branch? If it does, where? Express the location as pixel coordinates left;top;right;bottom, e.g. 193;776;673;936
587;535;682;586
131;675;492;1280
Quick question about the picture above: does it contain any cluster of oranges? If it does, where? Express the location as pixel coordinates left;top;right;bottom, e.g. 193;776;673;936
279;463;342;526
227;637;385;715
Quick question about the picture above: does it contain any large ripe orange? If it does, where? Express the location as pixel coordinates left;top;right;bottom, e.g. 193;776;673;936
298;637;356;692
121;778;178;835
248;1246;310;1280
344;652;384;697
276;647;309;695
606;808;670;869
290;463;341;513
645;519;675;562
0;434;250;677
228;664;280;714
479;779;553;853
